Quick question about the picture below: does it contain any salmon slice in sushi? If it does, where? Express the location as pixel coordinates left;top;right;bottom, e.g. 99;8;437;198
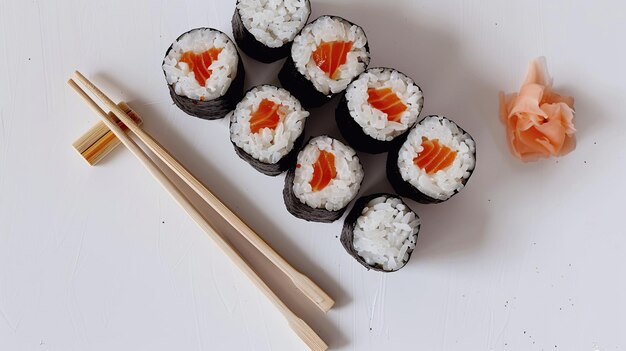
387;116;476;203
230;85;309;176
413;139;457;174
162;28;245;120
341;193;420;272
312;41;354;80
278;16;370;108
336;68;424;153
284;136;364;222
232;0;311;63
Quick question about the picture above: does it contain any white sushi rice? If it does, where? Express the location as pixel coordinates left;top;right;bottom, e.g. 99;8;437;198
398;116;476;200
230;85;309;164
345;68;423;141
291;16;370;95
237;0;310;48
293;136;363;211
352;196;420;271
163;28;238;101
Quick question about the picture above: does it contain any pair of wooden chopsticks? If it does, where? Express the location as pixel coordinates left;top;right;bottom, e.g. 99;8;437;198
68;71;329;351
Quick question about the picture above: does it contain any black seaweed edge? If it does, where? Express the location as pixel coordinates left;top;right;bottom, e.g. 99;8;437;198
278;15;371;109
340;193;420;272
231;0;311;63
229;84;308;176
233;132;306;176
163;27;246;120
386;115;477;204
282;135;364;223
335;67;424;154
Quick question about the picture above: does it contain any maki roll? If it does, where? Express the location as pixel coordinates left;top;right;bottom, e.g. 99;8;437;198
278;15;371;108
336;68;424;153
284;136;364;222
341;193;420;272
230;85;310;176
387;116;476;204
232;0;311;63
162;28;245;120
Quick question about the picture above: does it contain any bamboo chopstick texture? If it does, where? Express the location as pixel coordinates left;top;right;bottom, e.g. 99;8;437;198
68;75;328;351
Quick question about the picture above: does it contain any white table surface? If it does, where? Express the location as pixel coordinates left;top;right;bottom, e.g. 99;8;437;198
1;0;625;350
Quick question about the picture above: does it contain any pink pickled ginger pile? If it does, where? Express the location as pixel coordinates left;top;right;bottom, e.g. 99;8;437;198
499;57;576;162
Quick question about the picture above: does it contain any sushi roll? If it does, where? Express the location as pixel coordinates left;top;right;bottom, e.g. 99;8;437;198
341;193;420;272
278;15;371;108
283;136;364;222
230;85;310;176
336;67;424;153
232;0;311;63
387;115;476;204
162;28;245;120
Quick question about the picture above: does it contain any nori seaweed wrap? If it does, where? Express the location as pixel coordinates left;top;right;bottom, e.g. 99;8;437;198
278;15;371;108
335;67;424;153
230;85;310;176
341;193;420;272
162;28;245;120
283;136;364;222
231;0;311;63
387;115;477;204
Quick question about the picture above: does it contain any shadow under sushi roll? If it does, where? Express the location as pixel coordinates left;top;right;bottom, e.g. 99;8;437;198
163;28;245;120
283;136;364;223
341;193;420;272
232;0;311;63
387;115;476;204
230;85;310;176
335;67;424;154
278;15;371;108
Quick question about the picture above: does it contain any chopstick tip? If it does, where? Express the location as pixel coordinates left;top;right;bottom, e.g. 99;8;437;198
73;70;84;80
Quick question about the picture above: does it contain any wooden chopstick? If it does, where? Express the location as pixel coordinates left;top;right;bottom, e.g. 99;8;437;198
67;79;328;351
72;71;334;313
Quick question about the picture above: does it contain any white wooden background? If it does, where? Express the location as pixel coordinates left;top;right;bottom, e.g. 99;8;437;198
1;0;625;350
